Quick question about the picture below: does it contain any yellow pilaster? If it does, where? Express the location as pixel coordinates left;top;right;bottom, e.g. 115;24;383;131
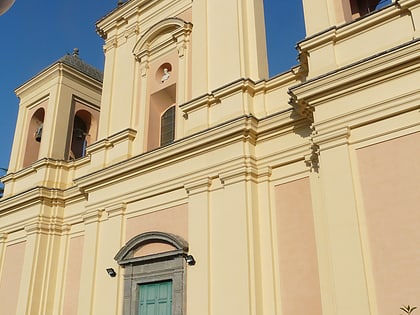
314;128;371;315
185;177;212;315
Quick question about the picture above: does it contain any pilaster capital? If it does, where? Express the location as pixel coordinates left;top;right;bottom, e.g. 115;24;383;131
104;36;118;53
82;209;105;224
219;164;258;186
256;166;272;182
138;55;149;77
174;23;192;58
106;203;127;218
184;177;212;195
0;233;8;243
313;127;351;151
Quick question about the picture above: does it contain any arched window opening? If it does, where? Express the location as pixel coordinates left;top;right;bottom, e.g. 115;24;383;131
23;108;45;167
69;111;91;160
160;106;175;147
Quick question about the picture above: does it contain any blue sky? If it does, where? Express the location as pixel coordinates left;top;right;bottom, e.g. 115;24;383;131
0;0;305;175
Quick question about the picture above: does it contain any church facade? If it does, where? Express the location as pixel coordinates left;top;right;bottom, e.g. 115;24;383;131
0;0;419;314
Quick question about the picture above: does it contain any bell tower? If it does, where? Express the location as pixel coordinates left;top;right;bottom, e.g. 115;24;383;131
7;50;102;173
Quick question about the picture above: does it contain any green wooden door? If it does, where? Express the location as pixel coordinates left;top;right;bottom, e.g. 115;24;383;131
138;280;173;315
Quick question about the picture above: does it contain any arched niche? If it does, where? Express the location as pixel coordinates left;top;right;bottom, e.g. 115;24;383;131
133;18;191;152
68;103;99;160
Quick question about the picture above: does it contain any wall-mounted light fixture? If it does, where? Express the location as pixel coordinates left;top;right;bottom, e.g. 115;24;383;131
183;254;196;266
106;268;117;277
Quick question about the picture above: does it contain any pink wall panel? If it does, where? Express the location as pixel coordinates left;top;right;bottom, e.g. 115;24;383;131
63;236;84;315
275;177;322;315
357;132;420;314
0;241;26;314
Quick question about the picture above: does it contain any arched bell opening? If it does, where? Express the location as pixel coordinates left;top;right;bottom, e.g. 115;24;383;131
23;107;45;167
350;0;392;18
69;110;91;160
